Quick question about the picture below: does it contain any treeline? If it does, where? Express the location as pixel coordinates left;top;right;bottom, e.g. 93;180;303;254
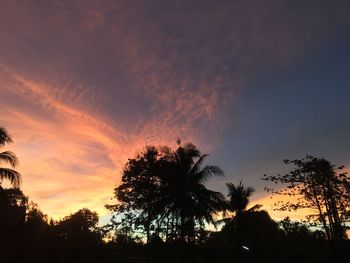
1;128;350;262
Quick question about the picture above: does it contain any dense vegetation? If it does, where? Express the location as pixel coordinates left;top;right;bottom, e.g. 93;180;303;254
1;128;349;262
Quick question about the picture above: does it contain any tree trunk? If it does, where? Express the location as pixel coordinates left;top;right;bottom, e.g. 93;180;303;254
312;189;331;240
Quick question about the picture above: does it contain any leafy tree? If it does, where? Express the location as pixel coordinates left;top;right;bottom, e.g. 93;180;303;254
106;146;165;242
0;187;27;228
0;189;49;230
279;217;319;240
108;140;225;243
277;217;330;262
54;208;101;242
0;127;21;188
25;201;49;236
26;201;48;223
0;187;27;207
262;155;350;240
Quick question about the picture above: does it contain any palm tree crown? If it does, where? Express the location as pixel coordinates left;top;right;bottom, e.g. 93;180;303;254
226;180;255;214
0;127;21;188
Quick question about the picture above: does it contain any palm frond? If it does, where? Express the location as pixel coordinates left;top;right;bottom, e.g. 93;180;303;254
247;204;263;212
0;168;21;188
0;127;13;146
226;182;242;197
226;180;255;212
227;181;255;198
182;143;201;159
189;154;209;176
0;151;18;167
196;165;224;183
205;189;226;206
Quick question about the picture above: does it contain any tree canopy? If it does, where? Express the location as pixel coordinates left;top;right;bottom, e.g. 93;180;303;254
107;141;225;243
262;155;350;240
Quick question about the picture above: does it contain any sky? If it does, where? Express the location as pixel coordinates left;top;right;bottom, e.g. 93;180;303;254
0;0;349;222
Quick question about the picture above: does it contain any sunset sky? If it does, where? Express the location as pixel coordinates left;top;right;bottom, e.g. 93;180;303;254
0;0;349;222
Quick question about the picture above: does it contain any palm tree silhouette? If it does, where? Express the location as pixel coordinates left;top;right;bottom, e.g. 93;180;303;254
158;140;225;242
226;180;256;216
224;180;260;256
0;127;21;188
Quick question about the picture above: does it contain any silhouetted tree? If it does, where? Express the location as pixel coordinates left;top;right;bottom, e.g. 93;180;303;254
54;208;101;243
279;217;320;240
209;209;282;263
108;140;225;244
158;140;225;243
106;146;165;242
25;201;49;237
0;127;21;188
262;155;350;241
277;217;331;262
0;187;27;229
220;181;261;258
226;180;258;216
0;187;27;206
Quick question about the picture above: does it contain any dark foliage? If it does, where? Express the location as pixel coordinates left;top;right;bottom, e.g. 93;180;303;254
107;141;225;244
262;155;350;241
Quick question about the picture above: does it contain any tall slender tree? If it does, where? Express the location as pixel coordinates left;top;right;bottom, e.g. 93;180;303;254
262;155;350;240
158;140;225;242
0;127;21;188
221;180;262;257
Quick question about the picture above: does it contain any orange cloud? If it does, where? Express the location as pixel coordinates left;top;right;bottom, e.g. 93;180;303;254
0;70;166;218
